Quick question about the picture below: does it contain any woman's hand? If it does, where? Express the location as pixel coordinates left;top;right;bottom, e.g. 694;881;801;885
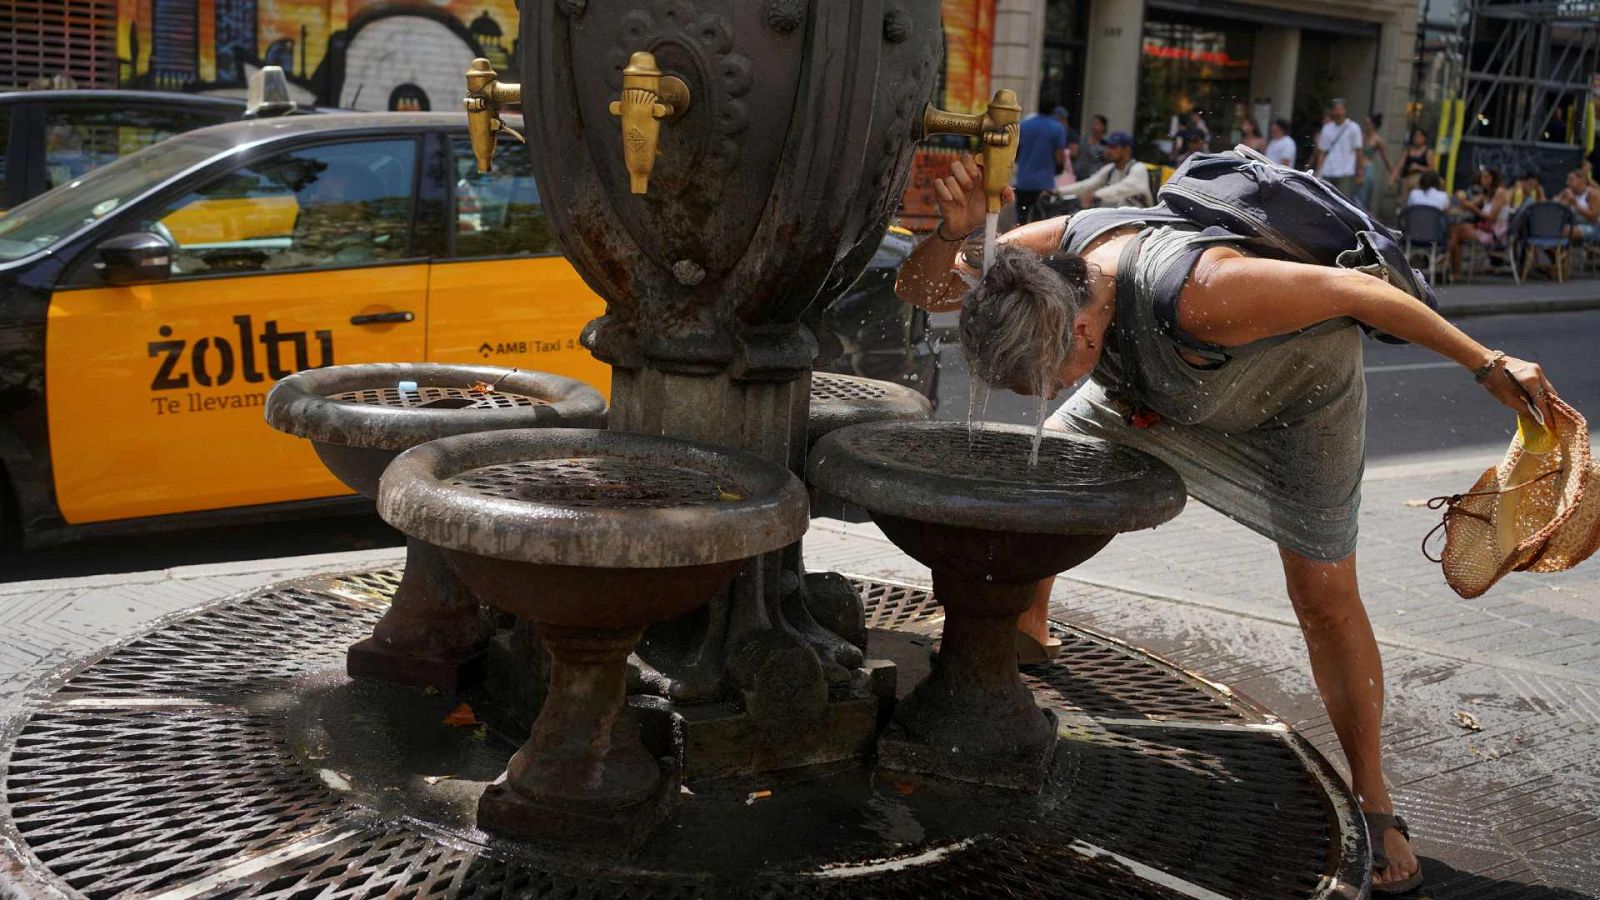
933;154;1013;237
1481;355;1556;424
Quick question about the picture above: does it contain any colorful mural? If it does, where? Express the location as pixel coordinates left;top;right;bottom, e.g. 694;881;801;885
100;1;991;119
113;0;518;111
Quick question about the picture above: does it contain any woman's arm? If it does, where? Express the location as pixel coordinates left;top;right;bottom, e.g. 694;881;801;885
897;154;1068;312
1178;251;1555;419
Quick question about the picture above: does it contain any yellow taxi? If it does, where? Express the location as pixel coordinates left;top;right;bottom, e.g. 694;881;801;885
0;112;609;545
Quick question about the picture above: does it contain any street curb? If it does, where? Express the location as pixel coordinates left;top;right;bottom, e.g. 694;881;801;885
0;547;405;597
1440;297;1600;318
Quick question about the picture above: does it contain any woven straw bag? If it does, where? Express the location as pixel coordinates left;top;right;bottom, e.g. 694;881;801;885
1427;398;1600;599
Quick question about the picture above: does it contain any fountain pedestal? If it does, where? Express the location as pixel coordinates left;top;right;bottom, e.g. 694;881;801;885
265;364;605;694
809;422;1186;792
378;428;808;844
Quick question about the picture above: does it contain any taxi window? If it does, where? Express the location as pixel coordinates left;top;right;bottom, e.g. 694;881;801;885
450;136;560;258
139;139;419;278
44;105;232;191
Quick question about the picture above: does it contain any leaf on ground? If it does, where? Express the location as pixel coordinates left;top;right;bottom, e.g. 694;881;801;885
1454;709;1482;732
444;703;481;727
718;490;745;502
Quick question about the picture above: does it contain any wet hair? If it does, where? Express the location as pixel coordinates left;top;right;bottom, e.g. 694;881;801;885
959;244;1092;394
1368;113;1384;129
1420;170;1441;191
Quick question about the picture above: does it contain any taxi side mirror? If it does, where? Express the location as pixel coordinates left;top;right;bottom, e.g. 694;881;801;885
95;232;172;286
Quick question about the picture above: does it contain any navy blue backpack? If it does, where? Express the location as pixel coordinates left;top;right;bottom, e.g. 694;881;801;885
1108;145;1440;344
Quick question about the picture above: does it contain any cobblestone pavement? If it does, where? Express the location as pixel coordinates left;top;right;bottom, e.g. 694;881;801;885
2;451;1597;897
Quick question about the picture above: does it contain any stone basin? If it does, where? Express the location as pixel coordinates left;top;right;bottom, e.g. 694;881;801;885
263;363;605;693
807;372;932;451
807;421;1185;791
377;428;809;844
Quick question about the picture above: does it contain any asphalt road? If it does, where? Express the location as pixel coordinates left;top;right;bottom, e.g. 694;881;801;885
935;309;1600;462
4;310;1595;582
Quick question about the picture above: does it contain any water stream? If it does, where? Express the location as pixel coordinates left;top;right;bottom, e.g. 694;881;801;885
982;211;999;273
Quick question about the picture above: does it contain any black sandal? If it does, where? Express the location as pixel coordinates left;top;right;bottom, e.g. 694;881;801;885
1365;811;1424;895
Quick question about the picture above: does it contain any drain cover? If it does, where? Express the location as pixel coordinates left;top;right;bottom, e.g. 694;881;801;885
0;571;1366;899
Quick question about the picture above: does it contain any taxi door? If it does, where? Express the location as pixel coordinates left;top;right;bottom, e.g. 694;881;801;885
46;137;428;524
426;135;611;397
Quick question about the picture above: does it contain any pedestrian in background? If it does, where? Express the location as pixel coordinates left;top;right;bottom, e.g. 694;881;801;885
1355;114;1390;213
1406;170;1451;211
1239;117;1267;154
1448;167;1511;281
1054;107;1080;181
1074;113;1109;183
1267;118;1298;168
1316;98;1364;198
1058;131;1153;209
1389;128;1436;200
1557;168;1600;242
1012;98;1069;225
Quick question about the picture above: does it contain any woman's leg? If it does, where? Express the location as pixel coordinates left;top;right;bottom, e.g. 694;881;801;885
1447;222;1475;279
1279;547;1420;887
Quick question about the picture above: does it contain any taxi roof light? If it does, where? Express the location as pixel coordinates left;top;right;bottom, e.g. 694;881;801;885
245;67;298;119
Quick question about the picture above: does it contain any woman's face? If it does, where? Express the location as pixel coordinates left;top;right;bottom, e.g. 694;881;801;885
1412;130;1427;148
1005;312;1109;400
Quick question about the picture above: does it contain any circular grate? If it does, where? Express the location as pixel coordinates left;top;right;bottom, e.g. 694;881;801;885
0;570;1361;899
851;426;1150;487
812;374;891;403
328;386;546;410
449;458;729;509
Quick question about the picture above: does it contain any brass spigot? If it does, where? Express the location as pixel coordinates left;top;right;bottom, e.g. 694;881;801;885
922;89;1024;214
463;57;524;174
608;51;692;194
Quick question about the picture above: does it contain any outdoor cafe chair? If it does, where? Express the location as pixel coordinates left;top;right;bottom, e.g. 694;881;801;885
1516;201;1576;283
1397;203;1450;285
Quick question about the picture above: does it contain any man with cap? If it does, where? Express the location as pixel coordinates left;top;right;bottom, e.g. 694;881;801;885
1012;98;1071;224
1058;131;1153;209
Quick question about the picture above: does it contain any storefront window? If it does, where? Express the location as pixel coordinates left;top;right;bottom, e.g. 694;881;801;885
1137;19;1254;165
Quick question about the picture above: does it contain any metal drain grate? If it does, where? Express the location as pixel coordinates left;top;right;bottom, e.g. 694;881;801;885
811;373;892;403
857;578;943;634
0;570;1361;899
328;386;546;409
4;708;350;899
55;587;382;698
1054;722;1338;899
449;458;727;509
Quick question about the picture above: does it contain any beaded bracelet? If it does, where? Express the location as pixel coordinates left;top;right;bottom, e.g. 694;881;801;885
1472;350;1507;383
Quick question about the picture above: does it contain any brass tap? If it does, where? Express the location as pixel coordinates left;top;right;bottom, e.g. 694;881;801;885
608;51;692;194
921;89;1023;214
463;57;524;173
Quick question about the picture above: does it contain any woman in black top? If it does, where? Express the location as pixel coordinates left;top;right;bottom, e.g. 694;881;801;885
1389;128;1437;199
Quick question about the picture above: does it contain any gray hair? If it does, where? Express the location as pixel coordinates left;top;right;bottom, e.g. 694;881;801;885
958;244;1090;395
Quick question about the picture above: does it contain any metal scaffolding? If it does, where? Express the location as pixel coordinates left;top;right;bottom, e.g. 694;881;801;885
1459;0;1600;145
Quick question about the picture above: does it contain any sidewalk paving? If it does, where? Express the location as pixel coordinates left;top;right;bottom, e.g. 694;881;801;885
1;450;1597;896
